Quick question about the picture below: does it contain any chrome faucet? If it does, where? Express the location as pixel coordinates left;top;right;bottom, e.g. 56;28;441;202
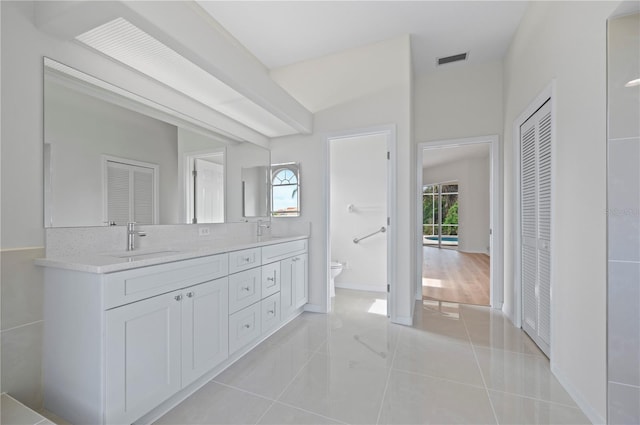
257;219;271;237
127;222;147;251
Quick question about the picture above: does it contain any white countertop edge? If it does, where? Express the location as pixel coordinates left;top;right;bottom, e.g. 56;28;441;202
35;234;309;274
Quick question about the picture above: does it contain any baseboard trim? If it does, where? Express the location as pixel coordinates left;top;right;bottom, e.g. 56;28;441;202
303;303;327;313
335;282;386;293
551;363;603;425
391;315;413;326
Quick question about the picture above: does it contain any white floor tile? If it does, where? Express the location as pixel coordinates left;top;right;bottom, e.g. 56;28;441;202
214;342;314;399
278;353;389;424
1;394;46;425
393;333;485;386
257;402;344;425
153;382;272;424
378;370;497;425
489;390;590;424
475;347;577;407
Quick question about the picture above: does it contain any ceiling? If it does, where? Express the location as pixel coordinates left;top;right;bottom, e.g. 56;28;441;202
197;1;529;76
423;143;490;169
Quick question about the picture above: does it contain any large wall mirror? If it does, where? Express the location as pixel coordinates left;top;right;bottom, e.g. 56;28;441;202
44;58;270;227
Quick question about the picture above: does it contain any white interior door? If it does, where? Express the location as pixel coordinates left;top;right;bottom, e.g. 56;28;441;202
194;158;224;223
520;99;552;356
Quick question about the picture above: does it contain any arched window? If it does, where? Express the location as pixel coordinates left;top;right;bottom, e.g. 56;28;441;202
271;163;300;217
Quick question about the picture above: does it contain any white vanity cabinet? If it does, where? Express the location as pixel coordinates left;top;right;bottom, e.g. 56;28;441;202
106;276;229;425
262;240;308;321
40;237;308;425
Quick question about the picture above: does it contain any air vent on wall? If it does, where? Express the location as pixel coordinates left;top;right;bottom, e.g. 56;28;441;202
437;52;468;66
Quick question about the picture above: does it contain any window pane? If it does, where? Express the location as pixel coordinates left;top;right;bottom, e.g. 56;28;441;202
272;184;298;215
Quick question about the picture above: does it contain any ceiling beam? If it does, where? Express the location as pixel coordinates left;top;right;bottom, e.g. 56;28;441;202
35;1;313;137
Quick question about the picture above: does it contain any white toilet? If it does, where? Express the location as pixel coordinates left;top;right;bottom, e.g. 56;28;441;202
330;261;344;297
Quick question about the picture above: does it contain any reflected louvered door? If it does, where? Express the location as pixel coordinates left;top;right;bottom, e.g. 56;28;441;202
107;162;132;225
520;100;552;357
133;167;154;224
106;160;156;225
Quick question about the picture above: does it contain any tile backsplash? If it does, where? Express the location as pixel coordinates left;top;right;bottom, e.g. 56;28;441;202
1;248;45;409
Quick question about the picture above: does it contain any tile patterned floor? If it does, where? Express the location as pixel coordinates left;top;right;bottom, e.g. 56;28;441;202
155;289;591;424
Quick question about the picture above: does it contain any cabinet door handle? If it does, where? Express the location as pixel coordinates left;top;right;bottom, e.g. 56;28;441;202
267;309;275;315
186;291;195;298
243;324;251;329
174;294;183;301
241;286;250;292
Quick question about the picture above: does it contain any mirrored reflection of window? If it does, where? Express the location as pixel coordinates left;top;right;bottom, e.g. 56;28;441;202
271;163;300;217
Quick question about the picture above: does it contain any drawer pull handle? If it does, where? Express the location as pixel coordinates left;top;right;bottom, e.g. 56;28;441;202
267;310;275;315
244;257;251;262
266;277;275;282
186;292;195;298
243;324;251;329
174;295;183;301
241;286;251;292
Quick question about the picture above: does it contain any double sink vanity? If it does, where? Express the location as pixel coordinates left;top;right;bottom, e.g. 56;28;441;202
36;231;309;424
39;48;309;424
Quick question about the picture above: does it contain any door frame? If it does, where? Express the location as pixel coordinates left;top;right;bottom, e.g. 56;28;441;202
325;125;397;320
512;81;556;335
416;135;503;309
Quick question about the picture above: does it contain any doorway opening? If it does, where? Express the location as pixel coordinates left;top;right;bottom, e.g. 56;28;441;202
417;136;503;310
326;126;396;320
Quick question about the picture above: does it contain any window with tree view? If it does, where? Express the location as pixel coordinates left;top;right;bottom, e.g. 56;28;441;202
423;182;458;247
271;164;300;217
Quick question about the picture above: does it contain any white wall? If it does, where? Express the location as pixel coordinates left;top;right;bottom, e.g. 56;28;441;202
330;133;387;292
423;155;490;254
271;36;413;321
502;2;619;422
414;60;503;142
45;79;179;227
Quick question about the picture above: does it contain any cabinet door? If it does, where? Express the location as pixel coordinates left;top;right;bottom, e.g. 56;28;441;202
182;277;229;387
106;291;181;425
293;254;308;309
280;257;295;319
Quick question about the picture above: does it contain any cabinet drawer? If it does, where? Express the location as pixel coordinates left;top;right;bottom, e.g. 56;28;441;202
228;268;261;314
262;240;307;264
229;248;262;274
261;262;280;298
261;293;281;334
104;254;228;309
228;303;261;355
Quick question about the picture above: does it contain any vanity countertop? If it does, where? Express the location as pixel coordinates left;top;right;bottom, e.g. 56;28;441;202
35;234;308;274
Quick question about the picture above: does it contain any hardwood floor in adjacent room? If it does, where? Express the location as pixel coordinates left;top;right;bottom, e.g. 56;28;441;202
422;247;490;306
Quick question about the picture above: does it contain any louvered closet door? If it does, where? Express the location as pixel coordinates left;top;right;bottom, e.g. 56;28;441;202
520;99;552;357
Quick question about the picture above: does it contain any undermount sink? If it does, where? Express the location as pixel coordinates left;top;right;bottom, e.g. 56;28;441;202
109;250;180;260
